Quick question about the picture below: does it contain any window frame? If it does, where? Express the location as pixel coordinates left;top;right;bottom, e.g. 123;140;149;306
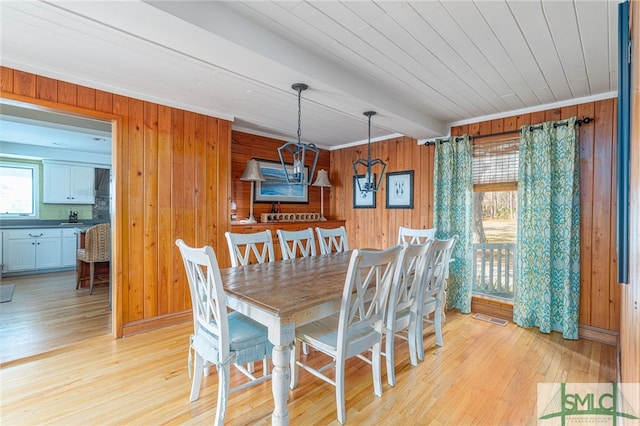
0;161;40;219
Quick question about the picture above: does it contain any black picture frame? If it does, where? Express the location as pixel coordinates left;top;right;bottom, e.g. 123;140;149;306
386;170;414;209
353;174;376;209
254;159;309;203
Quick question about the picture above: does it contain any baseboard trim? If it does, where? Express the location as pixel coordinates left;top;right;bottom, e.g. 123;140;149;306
471;296;618;346
578;324;618;346
471;296;513;321
122;310;191;337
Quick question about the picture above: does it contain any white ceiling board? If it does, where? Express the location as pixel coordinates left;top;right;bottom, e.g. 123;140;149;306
439;1;535;109
410;2;515;106
543;1;590;98
575;1;613;94
507;1;573;102
376;1;505;118
0;0;618;153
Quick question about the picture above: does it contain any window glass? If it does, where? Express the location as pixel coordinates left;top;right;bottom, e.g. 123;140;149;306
0;162;39;218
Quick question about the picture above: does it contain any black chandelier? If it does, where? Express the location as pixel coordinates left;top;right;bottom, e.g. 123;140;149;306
278;83;319;185
352;111;386;192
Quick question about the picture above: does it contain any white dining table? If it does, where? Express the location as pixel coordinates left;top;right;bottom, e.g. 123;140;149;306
220;251;352;425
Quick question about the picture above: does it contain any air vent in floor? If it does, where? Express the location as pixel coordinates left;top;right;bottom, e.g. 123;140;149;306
472;313;508;326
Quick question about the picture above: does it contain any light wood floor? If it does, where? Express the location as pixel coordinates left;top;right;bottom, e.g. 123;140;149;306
1;306;615;425
0;271;111;366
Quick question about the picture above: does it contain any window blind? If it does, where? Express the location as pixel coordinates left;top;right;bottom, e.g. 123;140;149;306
473;137;519;192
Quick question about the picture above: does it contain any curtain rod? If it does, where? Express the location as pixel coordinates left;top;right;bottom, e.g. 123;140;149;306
424;117;594;147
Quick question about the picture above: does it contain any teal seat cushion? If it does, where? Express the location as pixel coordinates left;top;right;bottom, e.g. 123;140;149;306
192;312;273;366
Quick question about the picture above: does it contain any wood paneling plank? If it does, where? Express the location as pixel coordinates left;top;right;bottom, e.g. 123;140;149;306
171;109;186;313
77;86;96;110
127;98;146;322
13;70;36;97
143;102;159;318
0;66;14;92
578;102;596;325
57;81;77;105
36;76;57;101
590;99;615;329
156;105;172;316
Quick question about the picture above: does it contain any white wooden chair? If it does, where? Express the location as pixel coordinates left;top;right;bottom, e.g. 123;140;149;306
225;230;275;266
290;246;403;424
224;230;274;373
414;236;457;362
175;239;272;425
316;226;349;254
276;228;317;260
397;226;436;245
383;240;433;386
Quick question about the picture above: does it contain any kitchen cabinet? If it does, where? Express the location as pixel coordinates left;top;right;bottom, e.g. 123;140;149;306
43;161;95;204
61;228;78;267
2;229;62;273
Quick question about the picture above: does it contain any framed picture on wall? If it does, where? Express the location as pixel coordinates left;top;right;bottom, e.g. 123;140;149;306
386;170;414;209
254;159;309;203
353;175;376;209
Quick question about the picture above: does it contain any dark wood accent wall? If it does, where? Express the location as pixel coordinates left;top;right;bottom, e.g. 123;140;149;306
329;135;435;250
231;131;331;220
1;66;231;337
450;98;620;333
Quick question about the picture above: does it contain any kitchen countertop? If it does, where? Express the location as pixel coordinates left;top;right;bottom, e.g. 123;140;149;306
0;220;109;230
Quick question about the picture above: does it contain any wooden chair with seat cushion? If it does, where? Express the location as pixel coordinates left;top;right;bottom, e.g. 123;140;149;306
290;245;404;424
384;240;433;386
225;230;275;267
414;236;458;362
397;226;436;245
175;239;272;425
316;226;349;254
276;228;317;260
76;223;110;295
224;230;275;373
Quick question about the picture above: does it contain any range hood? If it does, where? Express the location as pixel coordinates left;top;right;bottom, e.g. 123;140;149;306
95;168;110;196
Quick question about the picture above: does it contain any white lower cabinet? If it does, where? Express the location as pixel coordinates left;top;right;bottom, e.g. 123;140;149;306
2;229;63;273
62;229;78;267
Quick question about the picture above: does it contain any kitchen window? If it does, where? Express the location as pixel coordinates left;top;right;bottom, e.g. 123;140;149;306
0;162;40;218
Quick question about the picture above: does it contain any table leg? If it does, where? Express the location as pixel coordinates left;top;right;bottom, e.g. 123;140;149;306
271;344;291;425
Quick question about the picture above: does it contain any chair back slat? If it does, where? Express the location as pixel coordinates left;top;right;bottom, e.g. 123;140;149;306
176;239;230;361
423;236;458;300
387;241;433;324
276;228;317;260
338;246;403;351
316;226;349;254
397;226;436;245
225;230;275;267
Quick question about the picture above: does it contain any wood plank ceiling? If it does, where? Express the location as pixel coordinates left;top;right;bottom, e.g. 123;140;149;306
0;1;619;149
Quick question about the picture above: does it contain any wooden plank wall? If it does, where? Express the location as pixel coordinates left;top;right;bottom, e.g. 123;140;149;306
231;131;331;220
450;99;620;333
0;66;231;337
329;135;435;250
620;0;639;388
0;66;623;339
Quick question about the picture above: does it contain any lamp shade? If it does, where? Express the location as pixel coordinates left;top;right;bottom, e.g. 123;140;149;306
240;159;265;182
312;169;331;187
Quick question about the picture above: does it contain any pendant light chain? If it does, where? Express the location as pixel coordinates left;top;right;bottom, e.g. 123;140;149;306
297;85;302;144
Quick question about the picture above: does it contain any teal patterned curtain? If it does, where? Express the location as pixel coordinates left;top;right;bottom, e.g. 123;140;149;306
513;117;581;339
433;135;473;313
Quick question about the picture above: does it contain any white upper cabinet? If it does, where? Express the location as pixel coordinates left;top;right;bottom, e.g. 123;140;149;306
43;161;95;204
